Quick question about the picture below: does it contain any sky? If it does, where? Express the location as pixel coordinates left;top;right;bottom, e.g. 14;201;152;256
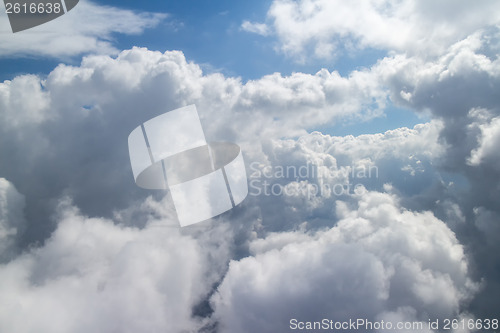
0;0;499;332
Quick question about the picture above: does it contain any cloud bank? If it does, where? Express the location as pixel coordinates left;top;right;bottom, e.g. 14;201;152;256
1;2;500;329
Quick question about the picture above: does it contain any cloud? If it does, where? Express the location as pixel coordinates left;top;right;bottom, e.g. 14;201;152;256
211;189;478;333
368;28;500;319
247;0;500;61
241;120;446;235
375;29;500;210
0;197;233;333
240;20;270;36
0;178;25;262
0;74;51;126
0;1;167;58
0;46;395;244
1;20;500;329
468;116;500;169
474;207;500;248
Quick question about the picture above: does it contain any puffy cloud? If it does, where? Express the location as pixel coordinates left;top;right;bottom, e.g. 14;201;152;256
1;18;500;330
368;31;500;320
212;190;478;333
0;197;233;333
0;75;51;126
244;120;445;233
379;31;500;117
248;0;500;61
468;116;500;169
0;46;394;246
39;47;388;141
0;1;166;57
378;33;500;223
0;115;482;332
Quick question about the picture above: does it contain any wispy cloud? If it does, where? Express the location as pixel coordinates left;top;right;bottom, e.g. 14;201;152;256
241;20;270;36
0;0;167;58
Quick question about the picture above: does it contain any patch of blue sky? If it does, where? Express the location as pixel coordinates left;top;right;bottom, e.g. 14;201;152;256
318;105;431;137
0;57;61;81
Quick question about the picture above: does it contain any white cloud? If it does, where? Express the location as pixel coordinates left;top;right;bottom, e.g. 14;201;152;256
4;30;493;160
241;20;270;36
0;46;390;154
211;190;478;333
0;1;166;57
0;197;232;333
0;44;470;241
251;0;500;61
468;116;500;168
0;47;383;246
0;75;51;126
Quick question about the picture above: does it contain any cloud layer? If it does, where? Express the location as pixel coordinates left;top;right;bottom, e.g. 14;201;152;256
1;4;500;329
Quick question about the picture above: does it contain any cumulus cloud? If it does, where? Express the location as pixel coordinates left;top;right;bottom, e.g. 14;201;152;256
0;46;395;245
242;120;446;234
1;12;500;329
468;116;500;169
0;74;51;126
0;0;167;57
368;28;500;320
212;190;478;333
0;197;233;333
376;30;500;212
0;173;480;332
247;0;500;61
